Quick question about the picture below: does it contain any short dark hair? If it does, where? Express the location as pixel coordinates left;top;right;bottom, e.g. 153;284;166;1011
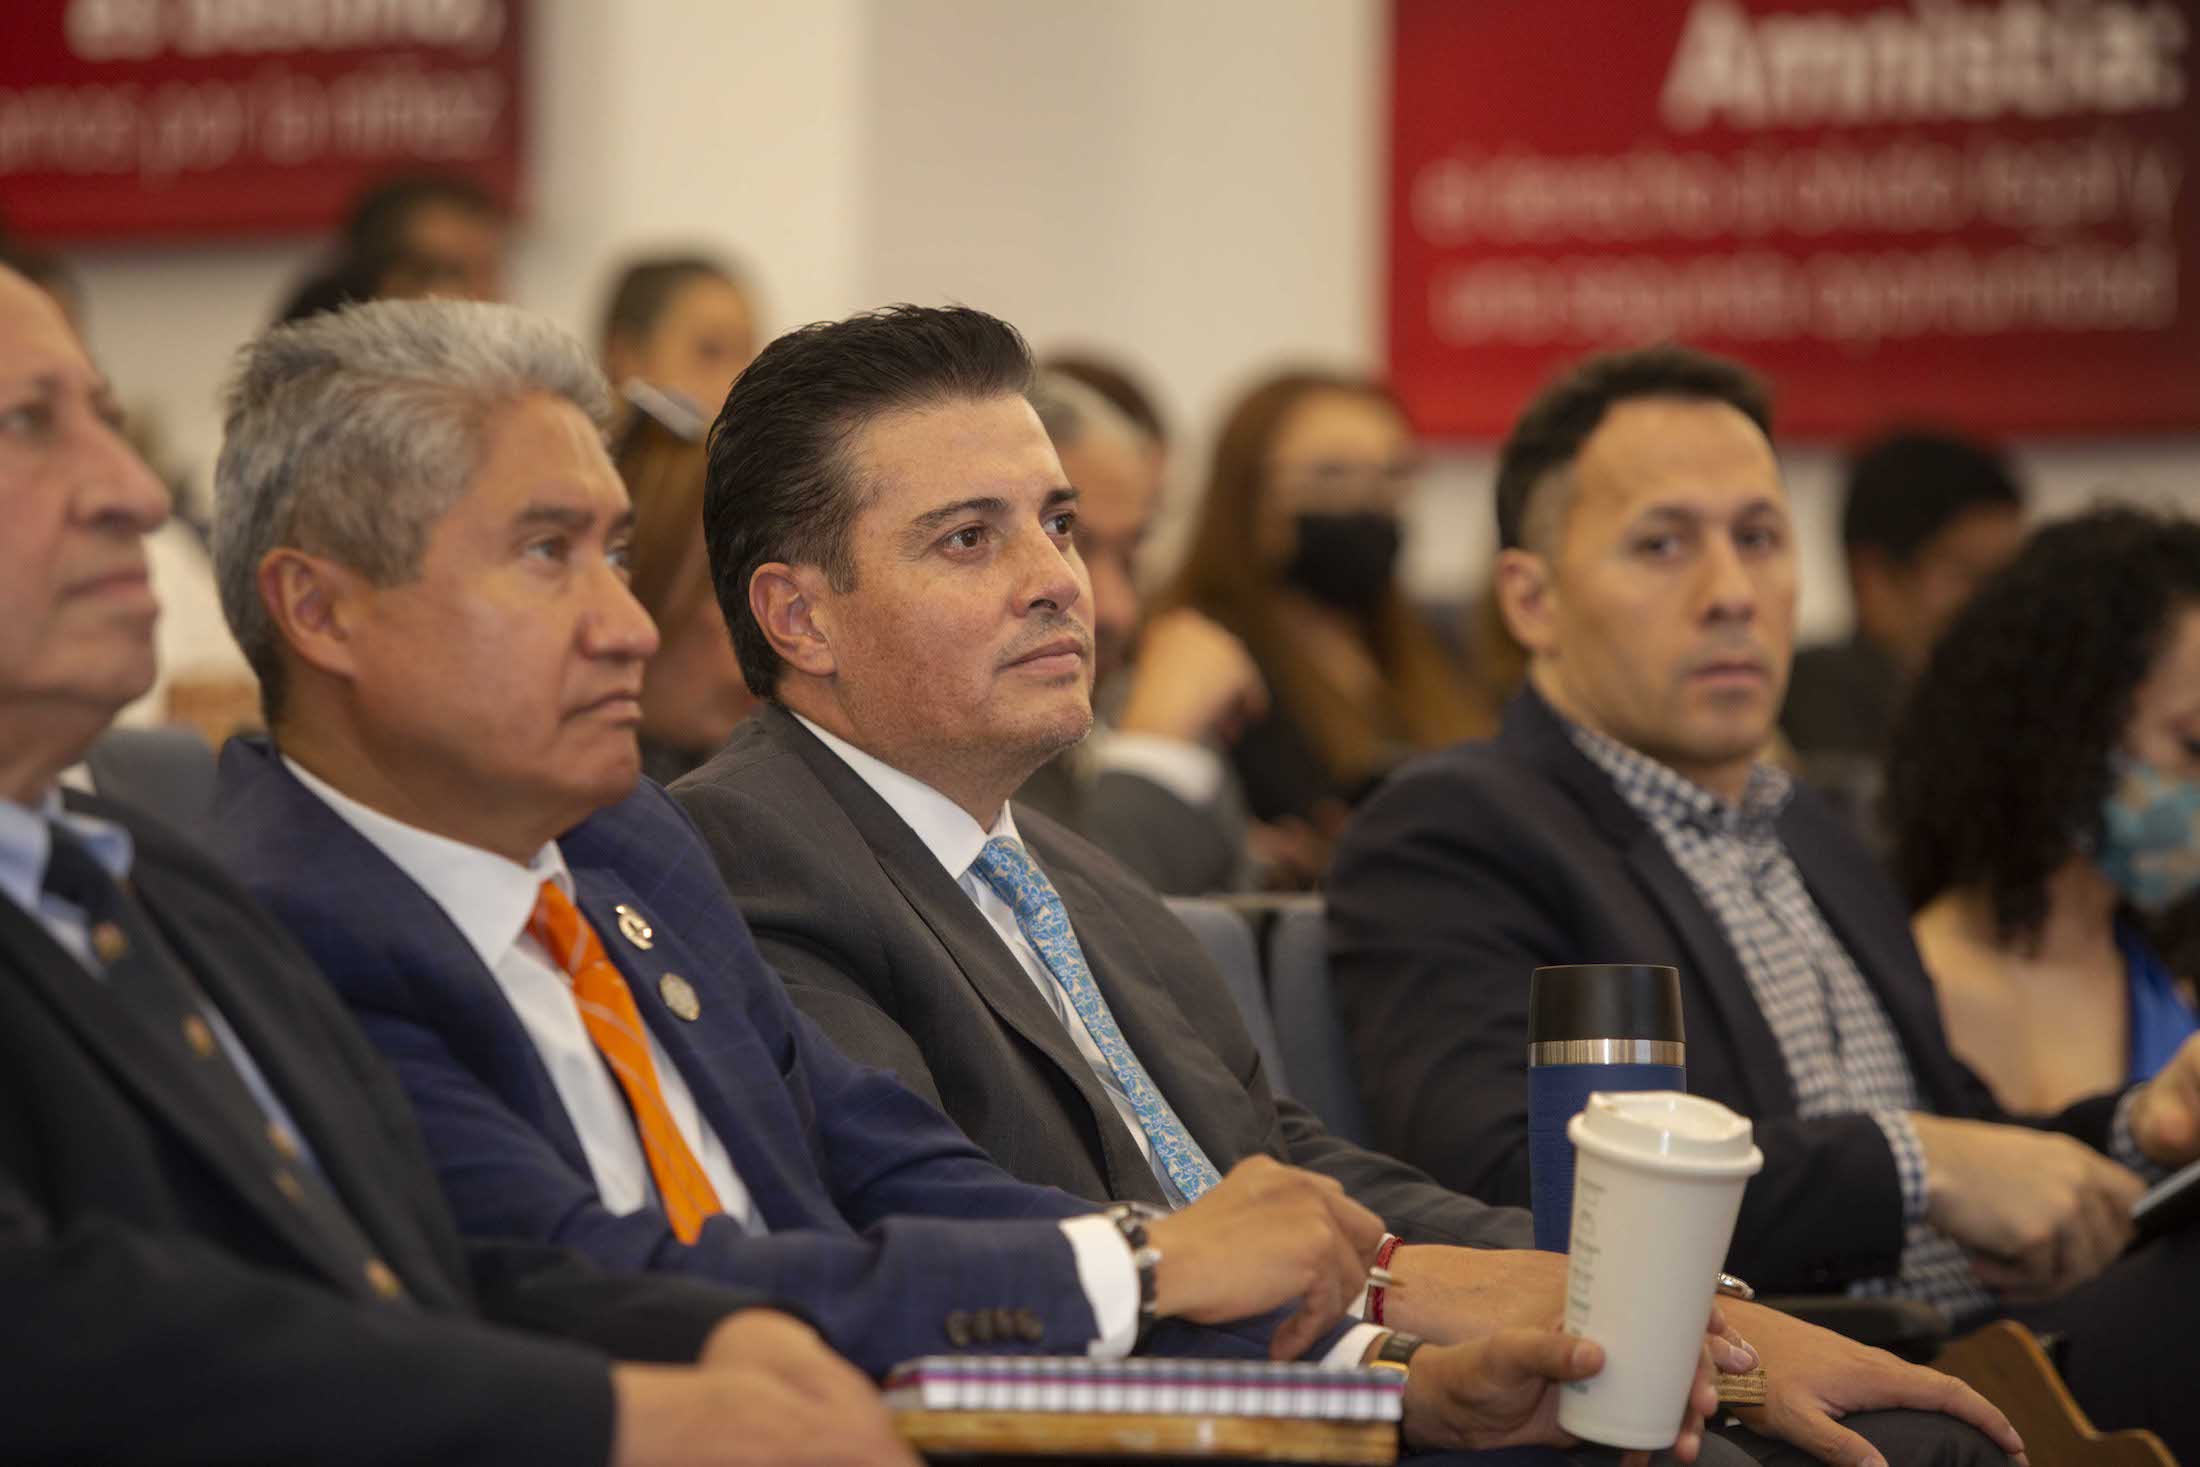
0;237;75;300
599;252;743;355
1886;505;2200;944
704;303;1034;698
271;252;386;325
1494;345;1772;550
1042;351;1167;445
1841;429;2024;563
343;172;502;258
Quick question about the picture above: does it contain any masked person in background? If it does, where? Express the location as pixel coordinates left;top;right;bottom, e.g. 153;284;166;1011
1158;372;1498;868
1894;506;2200;1115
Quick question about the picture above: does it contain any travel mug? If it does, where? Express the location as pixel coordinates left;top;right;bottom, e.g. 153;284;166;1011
1526;963;1684;1252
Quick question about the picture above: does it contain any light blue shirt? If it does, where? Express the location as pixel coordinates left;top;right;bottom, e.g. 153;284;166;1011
0;790;316;1167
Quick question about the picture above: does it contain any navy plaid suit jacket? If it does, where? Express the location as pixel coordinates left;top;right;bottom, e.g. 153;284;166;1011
210;737;1290;1375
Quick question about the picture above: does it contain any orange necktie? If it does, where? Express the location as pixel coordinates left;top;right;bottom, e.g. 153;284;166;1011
527;881;722;1242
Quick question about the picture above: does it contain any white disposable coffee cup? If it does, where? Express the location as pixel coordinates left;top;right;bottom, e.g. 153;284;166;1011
1556;1091;1764;1451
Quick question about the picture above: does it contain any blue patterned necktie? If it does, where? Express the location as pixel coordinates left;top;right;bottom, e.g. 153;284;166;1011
971;836;1221;1203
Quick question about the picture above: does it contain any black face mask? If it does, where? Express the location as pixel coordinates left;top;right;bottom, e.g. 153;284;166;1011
1282;511;1402;613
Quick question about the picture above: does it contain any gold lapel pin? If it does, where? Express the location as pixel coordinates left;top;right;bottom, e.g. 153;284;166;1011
90;921;129;964
614;903;654;950
658;973;702;1022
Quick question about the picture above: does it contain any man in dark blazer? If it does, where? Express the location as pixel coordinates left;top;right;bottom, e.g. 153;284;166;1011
201;295;1671;1462
1327;344;2200;1461
672;302;2027;1467
0;267;912;1466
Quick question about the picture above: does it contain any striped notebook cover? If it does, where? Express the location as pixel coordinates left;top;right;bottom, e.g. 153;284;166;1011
883;1356;1406;1421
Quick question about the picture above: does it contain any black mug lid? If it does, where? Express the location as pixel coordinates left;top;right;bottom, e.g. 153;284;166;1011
1529;964;1684;1044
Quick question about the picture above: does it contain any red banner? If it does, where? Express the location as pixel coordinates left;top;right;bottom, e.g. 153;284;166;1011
0;0;525;241
1388;0;2200;438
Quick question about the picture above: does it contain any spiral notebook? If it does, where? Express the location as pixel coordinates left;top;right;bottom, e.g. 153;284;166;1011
883;1356;1407;1421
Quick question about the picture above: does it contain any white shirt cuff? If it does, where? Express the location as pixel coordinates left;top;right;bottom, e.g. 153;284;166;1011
1088;731;1227;808
1061;1215;1389;1365
1061;1214;1141;1357
1325;1323;1387;1367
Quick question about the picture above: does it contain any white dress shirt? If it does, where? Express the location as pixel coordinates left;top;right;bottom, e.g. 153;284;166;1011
792;716;1384;1364
794;715;1169;1188
284;758;758;1230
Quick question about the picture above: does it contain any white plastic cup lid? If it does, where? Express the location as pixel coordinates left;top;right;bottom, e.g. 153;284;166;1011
1567;1090;1765;1178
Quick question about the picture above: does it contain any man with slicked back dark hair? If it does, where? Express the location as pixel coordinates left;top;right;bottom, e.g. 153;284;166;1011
678;311;2035;1467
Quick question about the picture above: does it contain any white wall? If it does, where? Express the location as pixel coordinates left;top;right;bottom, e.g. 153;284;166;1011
61;0;2200;648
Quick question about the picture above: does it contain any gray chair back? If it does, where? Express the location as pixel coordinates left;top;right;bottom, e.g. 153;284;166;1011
1163;897;1289;1094
1257;898;1373;1147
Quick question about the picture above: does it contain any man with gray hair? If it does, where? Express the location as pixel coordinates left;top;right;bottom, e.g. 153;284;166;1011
204;299;1685;1461
0;262;915;1466
1015;371;1269;895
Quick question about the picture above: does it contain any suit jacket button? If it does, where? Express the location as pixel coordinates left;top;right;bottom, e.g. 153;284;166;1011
969;1310;996;1344
945;1310;972;1348
363;1258;406;1300
1016;1309;1044;1343
272;1169;306;1205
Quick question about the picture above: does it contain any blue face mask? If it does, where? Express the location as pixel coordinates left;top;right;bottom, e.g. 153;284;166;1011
2096;754;2200;912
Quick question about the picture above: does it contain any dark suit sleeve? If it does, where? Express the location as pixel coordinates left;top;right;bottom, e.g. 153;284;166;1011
1329;761;1579;1209
346;995;1107;1378
0;1173;619;1467
1330;758;1910;1290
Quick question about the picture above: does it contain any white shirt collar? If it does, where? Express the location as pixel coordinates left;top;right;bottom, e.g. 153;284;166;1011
282;755;570;971
790;712;1019;879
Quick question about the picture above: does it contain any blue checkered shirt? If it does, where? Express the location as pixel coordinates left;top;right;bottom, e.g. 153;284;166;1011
1566;723;1994;1321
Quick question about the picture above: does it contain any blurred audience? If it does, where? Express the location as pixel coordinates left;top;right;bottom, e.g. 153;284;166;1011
275;172;511;324
1044;349;1171;490
1894;506;2200;1113
610;384;757;785
1162;370;1494;853
272;251;387;325
1783;430;2025;765
343;172;511;303
599;253;759;426
1017;371;1266;894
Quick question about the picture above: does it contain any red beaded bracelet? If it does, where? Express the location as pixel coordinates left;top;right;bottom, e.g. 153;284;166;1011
1367;1232;1403;1325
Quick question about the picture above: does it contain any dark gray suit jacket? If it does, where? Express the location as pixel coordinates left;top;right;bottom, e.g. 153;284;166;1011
1014;750;1247;897
672;706;1529;1249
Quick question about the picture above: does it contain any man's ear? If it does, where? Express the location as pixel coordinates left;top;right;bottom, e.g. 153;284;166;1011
257;548;369;683
749;562;838;680
1494;546;1561;658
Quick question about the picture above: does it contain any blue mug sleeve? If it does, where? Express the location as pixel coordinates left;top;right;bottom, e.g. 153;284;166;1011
1528;1062;1686;1252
